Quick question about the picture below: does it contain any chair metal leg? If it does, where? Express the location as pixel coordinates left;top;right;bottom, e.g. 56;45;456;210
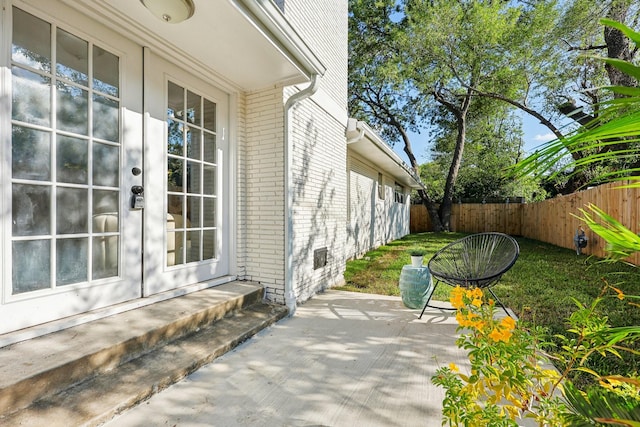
486;287;512;318
418;281;438;319
418;281;457;318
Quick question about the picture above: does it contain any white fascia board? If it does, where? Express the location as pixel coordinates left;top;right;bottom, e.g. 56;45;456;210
231;0;327;79
346;118;426;190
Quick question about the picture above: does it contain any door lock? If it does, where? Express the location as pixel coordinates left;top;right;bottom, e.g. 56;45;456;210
130;185;144;209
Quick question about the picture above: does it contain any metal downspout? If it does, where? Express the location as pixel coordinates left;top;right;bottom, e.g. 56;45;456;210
283;74;320;316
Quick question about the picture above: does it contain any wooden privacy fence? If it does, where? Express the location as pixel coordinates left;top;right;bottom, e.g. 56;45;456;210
410;181;640;265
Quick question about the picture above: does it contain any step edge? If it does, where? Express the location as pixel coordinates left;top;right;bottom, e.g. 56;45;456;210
0;304;288;427
0;284;265;415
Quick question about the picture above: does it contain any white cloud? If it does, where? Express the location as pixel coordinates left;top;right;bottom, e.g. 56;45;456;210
533;132;555;142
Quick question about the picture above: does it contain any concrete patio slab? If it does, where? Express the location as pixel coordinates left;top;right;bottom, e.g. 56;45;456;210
104;290;468;427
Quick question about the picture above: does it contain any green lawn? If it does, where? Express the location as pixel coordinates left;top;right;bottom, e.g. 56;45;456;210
337;232;640;380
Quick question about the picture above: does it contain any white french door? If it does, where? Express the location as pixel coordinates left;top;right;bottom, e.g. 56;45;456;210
1;3;231;335
142;52;230;295
1;2;143;334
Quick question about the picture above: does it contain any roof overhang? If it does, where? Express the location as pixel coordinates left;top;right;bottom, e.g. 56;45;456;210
60;0;325;90
346;118;426;190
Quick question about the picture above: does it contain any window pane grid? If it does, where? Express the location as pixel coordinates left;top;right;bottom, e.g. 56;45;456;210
166;81;217;266
10;7;121;294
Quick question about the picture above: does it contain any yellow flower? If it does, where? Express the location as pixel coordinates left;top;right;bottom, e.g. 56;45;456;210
449;362;459;372
489;328;512;343
471;287;483;299
500;329;512;342
451;293;464;309
500;316;516;331
489;328;503;342
450;286;466;308
471;298;482;308
608;285;625;300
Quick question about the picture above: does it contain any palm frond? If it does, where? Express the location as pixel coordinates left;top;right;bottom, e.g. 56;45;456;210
562;382;640;426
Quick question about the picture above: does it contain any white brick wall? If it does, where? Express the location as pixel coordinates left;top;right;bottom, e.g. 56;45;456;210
239;0;349;305
287;91;348;302
244;85;286;304
235;92;247;280
347;155;411;260
282;0;348;113
282;0;349;302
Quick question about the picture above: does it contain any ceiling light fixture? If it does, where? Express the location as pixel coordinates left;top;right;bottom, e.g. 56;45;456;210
140;0;195;24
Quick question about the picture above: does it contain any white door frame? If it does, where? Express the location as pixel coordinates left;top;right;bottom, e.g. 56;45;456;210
0;0;143;334
142;49;231;296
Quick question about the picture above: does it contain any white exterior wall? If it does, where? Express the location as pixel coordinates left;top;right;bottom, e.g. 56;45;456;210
287;96;348;301
347;155;411;260
282;0;349;302
244;86;286;304
235;92;248;280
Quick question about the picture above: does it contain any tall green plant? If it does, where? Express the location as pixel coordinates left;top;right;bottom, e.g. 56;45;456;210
509;18;640;426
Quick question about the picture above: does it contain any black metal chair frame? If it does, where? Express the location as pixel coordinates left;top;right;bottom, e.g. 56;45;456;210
419;232;519;318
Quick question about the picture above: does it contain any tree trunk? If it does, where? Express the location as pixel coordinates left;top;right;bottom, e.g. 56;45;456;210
435;89;472;231
438;115;466;231
418;190;445;232
604;1;637;92
395;118;446;231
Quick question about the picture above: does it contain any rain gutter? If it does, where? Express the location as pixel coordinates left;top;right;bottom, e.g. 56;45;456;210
283;74;321;316
232;0;326;316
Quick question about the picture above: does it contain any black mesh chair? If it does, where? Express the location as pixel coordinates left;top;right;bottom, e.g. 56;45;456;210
419;232;519;318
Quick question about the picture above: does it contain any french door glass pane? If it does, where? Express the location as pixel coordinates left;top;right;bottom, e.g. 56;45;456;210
56;28;88;86
203;165;216;195
93;46;119;97
168;194;184;221
167;81;183;119
203;230;216;260
93;143;119;187
57;81;88;134
186;231;200;263
57;187;88;234
10;7;122;294
187;128;201;160
186;161;201;193
167;158;184;191
166;81;218;266
12;184;51;236
186;91;201;126
12;67;51;126
12;126;51;181
203;197;216;227
93;235;119;279
203;132;216;163
93;190;119;215
187;196;200;227
57;135;88;184
203;98;216;131
167;120;184;155
12;240;51;294
93;94;119;142
12;8;50;71
57;238;88;285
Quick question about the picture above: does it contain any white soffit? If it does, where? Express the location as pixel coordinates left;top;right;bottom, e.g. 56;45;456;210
61;0;324;90
346;118;426;190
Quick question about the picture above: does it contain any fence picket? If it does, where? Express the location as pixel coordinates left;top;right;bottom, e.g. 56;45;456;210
410;181;640;265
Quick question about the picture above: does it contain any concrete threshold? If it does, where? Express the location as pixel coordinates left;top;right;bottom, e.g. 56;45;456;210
0;281;288;427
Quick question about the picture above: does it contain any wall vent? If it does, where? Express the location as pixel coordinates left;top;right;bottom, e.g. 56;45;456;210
313;247;328;270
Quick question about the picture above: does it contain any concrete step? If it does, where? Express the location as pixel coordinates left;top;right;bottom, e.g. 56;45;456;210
0;281;288;426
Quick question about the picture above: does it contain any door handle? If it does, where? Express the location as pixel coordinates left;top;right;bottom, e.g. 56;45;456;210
130;186;144;209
